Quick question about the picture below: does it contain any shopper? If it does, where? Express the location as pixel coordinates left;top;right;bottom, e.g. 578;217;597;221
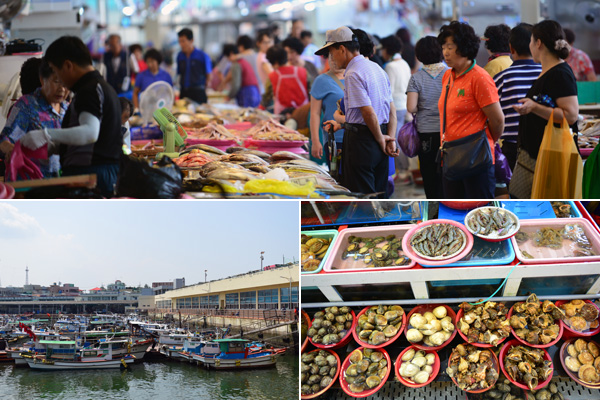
300;30;321;70
103;34;131;95
19;57;43;95
222;44;261;108
494;23;541;170
309;49;345;164
290;19;304;40
129;44;147;80
317;26;398;198
380;35;410;125
236;35;262;93
564;28;597;82
256;30;274;92
132;49;173;111
177;28;212;104
261;45;309;115
119;97;133;153
396;28;417;72
483;24;513;78
282;37;319;82
20;36;123;197
509;20;579;199
0;58;68;178
437;21;505;199
406;36;449;198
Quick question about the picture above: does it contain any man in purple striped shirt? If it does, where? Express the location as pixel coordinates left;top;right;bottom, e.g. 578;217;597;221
316;26;398;197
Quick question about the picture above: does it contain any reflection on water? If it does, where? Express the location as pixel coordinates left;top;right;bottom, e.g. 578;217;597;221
0;354;299;400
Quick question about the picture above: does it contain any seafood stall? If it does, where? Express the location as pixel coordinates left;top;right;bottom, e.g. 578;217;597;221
300;200;600;400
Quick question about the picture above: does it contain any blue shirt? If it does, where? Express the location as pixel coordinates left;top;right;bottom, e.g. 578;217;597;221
344;56;393;125
177;48;213;90
311;73;345;143
494;59;542;140
135;68;173;92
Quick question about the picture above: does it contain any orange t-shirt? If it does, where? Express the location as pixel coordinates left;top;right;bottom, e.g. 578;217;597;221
438;63;499;162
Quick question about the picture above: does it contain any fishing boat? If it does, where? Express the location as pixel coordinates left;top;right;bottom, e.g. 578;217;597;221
24;346;136;370
198;339;278;370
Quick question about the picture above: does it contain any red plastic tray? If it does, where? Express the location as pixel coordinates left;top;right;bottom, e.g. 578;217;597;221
449;343;500;393
308;309;356;350
405;304;457;351
301;348;341;399
339;347;391;398
506;304;563;348
352;306;406;349
555;300;600;339
455;308;509;348
499;340;553;391
394;345;440;388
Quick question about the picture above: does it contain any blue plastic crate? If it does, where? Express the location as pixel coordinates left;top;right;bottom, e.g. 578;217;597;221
301;229;339;275
438;204;470;222
550;201;582;218
421;235;516;268
501;201;556;219
335;201;421;225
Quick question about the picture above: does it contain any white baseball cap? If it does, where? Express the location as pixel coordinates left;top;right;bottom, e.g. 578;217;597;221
315;26;355;56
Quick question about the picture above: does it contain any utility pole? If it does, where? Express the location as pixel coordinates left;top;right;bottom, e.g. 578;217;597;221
260;251;264;270
204;270;207;283
25;266;29;286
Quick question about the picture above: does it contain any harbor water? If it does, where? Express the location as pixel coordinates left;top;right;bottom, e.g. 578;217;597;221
0;353;299;400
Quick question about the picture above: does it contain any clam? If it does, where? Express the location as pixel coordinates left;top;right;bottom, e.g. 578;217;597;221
577;350;594;365
565;356;582;372
423;311;436;322
346;364;359;377
370;331;386;346
384;310;399;321
410;314;428;330
320;376;333;389
402;348;415;362
365;375;381;389
348;383;366;393
349;349;363;363
425;353;435;365
433;306;447;319
370;351;383;363
375;314;387;326
423;365;433;375
378;366;388;380
578;363;600;383
429;331;447;346
356;359;370;374
403;362;420;377
406;329;423;343
420;323;438;336
441;318;455;333
412;356;427;368
413;370;430;384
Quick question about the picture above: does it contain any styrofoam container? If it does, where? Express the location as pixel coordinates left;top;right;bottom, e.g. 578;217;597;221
510;218;600;264
322;225;416;273
301;229;339;275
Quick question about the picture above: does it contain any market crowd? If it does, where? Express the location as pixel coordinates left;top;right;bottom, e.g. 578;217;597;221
0;18;595;198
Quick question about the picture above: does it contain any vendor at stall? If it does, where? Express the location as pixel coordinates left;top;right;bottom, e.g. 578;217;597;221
316;26;398;198
19;36;123;197
0;58;69;178
132;48;173;112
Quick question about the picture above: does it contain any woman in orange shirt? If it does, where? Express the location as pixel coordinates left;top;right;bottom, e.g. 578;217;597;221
437;21;505;199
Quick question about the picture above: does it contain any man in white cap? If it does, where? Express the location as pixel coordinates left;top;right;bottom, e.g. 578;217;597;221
316;26;398;198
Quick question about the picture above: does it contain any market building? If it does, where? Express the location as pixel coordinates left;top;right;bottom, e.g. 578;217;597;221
153;262;299;312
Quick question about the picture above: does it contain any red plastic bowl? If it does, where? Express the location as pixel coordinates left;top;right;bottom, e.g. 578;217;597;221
507;304;563;348
301;348;341;399
455;308;509;348
402;219;474;266
301;310;311;353
441;201;490;210
352;306;406;349
559;338;600;389
554;300;600;339
339;347;391;398
449;343;500;393
499;339;553;391
394;345;440;388
405;304;457;351
464;207;520;242
308;309;357;350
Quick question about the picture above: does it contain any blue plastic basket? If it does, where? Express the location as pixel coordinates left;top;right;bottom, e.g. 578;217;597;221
420;235;516;268
501;201;556;219
301;229;339;275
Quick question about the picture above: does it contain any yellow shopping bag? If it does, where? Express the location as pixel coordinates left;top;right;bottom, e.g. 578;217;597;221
531;109;583;198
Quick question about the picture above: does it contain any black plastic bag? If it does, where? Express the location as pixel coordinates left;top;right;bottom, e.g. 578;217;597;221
116;154;183;199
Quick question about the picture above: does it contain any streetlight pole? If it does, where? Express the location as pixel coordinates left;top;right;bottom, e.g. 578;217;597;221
204;270;207;283
260;251;264;270
280;275;292;311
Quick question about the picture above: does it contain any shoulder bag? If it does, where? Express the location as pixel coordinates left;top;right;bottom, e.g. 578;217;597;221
436;74;493;181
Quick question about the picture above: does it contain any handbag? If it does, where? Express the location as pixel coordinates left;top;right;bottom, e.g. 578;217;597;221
494;142;512;185
531;109;583;198
437;74;493;181
397;114;420;157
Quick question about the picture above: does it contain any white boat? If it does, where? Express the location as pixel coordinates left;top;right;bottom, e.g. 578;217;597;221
24;347;135;370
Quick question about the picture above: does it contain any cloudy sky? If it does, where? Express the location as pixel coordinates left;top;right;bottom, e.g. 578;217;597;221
0;201;299;290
